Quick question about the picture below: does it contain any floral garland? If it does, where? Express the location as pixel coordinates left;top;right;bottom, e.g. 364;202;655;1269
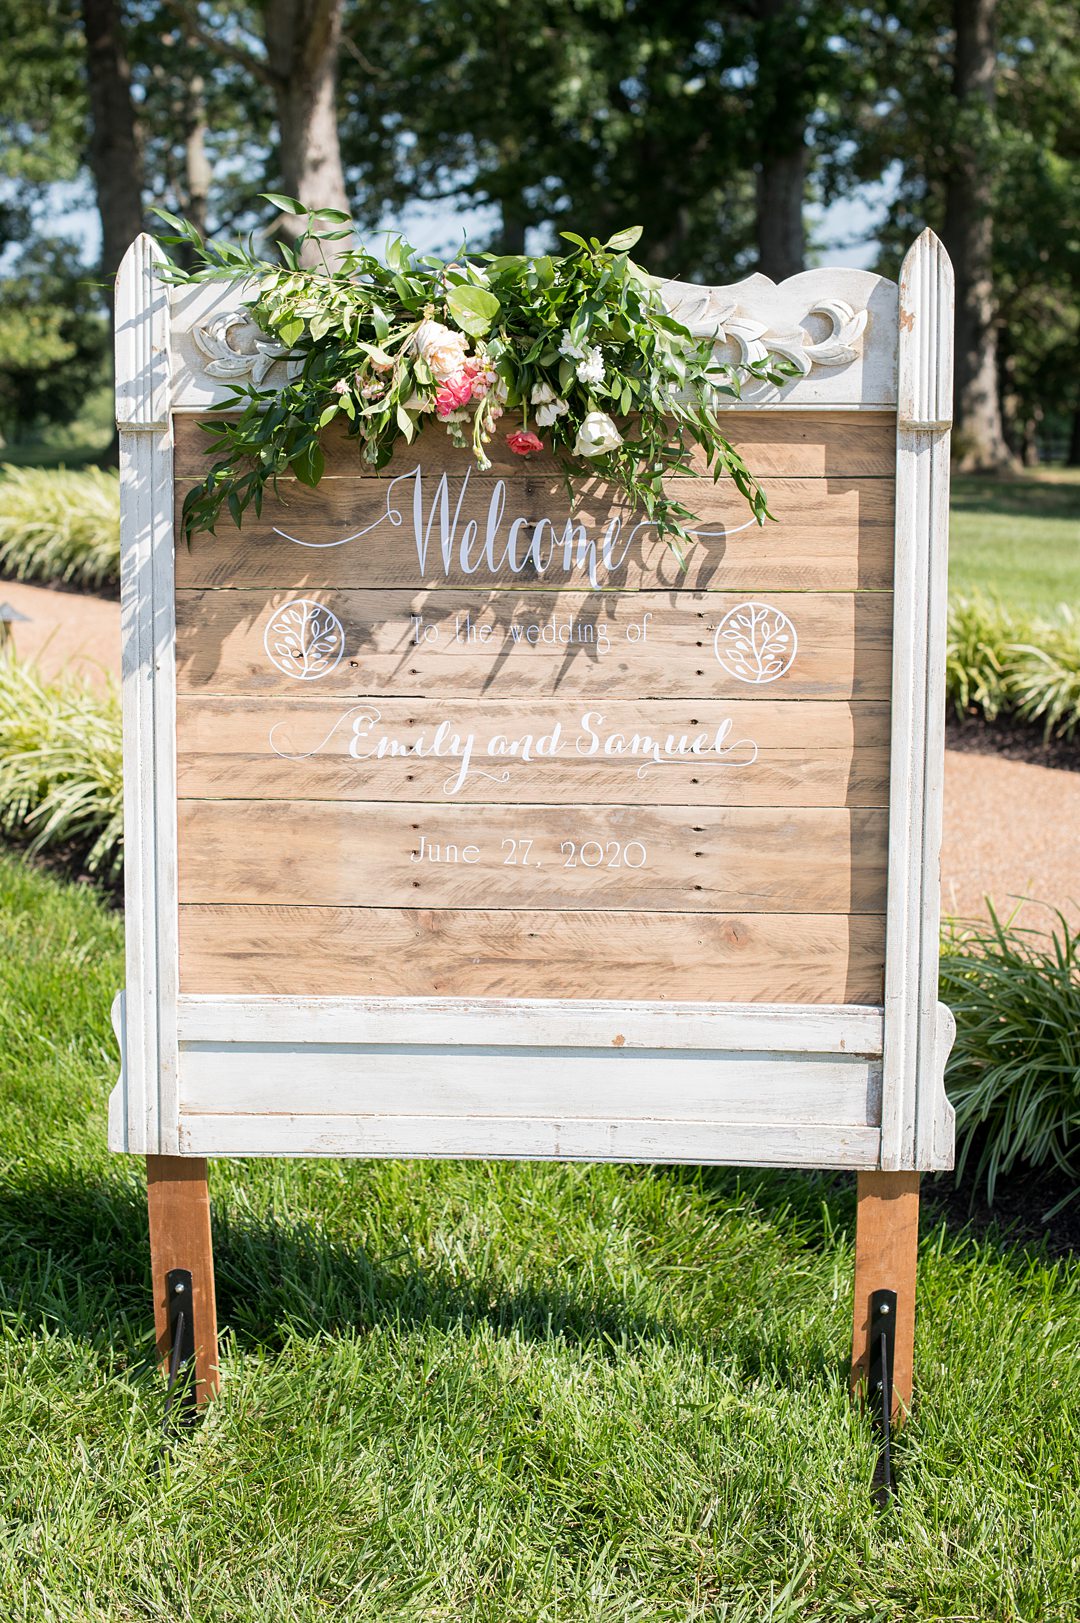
156;200;791;551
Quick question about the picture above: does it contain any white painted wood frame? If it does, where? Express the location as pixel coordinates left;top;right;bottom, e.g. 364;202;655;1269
109;230;955;1170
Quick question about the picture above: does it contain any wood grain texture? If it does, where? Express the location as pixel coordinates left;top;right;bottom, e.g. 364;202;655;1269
851;1170;920;1419
173;409;897;481
179;1045;882;1126
177;1111;882;1166
174;588;894;700
177;800;888;913
175;995;884;1053
178;906;887;1002
146;1155;219;1402
172;477;895;594
175;697;891;807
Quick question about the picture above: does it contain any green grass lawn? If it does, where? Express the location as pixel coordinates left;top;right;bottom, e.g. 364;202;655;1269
0;852;1078;1620
949;470;1080;617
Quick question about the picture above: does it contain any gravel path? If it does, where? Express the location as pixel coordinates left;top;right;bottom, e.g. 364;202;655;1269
3;581;1077;926
942;749;1079;928
0;580;120;689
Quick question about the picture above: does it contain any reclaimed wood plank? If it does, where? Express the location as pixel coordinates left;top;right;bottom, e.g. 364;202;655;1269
175;696;892;807
173;409;898;481
174;588;894;700
176;800;888;913
178;905;886;1002
172;477;895;594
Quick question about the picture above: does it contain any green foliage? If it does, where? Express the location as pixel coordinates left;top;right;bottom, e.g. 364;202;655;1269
942;906;1080;1209
0;463;119;588
946;596;1080;741
156;202;790;551
0;655;122;877
0;238;108;443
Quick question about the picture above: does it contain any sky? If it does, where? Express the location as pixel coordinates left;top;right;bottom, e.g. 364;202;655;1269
39;180;893;276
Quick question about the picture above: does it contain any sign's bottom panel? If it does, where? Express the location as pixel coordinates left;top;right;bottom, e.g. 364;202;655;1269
176;1112;882;1168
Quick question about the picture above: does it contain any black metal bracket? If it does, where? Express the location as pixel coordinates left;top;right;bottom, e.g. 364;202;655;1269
164;1268;197;1432
868;1288;897;1504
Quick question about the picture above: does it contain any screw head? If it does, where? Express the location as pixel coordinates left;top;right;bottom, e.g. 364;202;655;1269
173;1280;185;1294
880;1302;891;1314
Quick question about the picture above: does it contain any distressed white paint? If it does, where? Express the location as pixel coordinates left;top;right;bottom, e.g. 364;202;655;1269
178;1114;882;1168
180;1049;881;1126
881;230;956;1169
169;263;899;414
110;235;954;1171
113;235;179;1155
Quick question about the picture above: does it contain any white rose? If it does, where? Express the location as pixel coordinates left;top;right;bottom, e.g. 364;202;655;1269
530;380;557;405
573;411;622;457
535;397;569;427
559;329;584;359
414;319;470;381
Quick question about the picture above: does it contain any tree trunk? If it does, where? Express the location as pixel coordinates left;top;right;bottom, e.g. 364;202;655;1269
943;0;1013;471
498;200;527;256
756;147;806;282
753;0;806;282
263;0;351;262
1069;400;1080;468
183;63;211;241
81;0;145;284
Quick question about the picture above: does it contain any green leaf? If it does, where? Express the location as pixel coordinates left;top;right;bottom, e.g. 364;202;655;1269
446;285;501;336
311;207;352;223
261;192;307;215
559;231;591;252
277;316;304;347
319;402;340;428
604;226;643;252
291;442;325;486
395;404;416;442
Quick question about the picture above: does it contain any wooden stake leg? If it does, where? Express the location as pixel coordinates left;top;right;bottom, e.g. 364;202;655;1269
146;1156;219;1402
851;1171;919;1420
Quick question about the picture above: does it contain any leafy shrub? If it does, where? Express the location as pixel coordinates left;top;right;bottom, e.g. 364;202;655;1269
946;596;1080;741
0;655;122;877
941;906;1080;1208
0;465;120;591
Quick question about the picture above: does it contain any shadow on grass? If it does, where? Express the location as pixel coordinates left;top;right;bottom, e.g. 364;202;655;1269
3;1158;1066;1405
0;1163;685;1364
950;473;1080;520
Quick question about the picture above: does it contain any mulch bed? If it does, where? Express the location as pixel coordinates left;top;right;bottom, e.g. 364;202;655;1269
946;712;1080;773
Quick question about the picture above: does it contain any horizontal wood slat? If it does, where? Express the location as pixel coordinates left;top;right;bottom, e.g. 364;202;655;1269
175;996;884;1052
179;1044;882;1126
178;906;886;1002
173;477;895;594
175;696;891;807
177;801;888;913
173;409;897;481
175;589;893;700
176;1111;883;1167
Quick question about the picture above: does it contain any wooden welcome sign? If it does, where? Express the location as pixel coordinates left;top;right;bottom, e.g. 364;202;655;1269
111;229;955;1431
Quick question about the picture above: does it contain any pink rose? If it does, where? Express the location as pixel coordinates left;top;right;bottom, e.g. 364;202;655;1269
461;359;499;400
506;430;544;456
435;373;475;418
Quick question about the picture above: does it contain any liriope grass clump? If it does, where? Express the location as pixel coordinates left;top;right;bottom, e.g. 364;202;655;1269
0;655;122;877
941;904;1080;1208
0;464;120;591
947;595;1080;741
